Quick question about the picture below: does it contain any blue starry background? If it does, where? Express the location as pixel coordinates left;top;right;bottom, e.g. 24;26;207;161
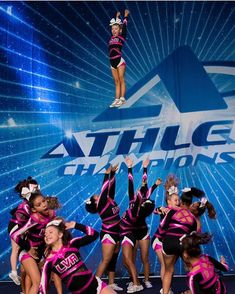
0;1;235;280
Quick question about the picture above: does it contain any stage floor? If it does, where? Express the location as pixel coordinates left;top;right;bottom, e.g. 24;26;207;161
1;276;235;294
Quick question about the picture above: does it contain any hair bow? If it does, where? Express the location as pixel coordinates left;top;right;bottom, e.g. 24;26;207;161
109;18;122;26
21;184;40;200
29;184;40;193
85;199;91;205
167;186;178;195
182;187;191;193
46;219;62;228
199;197;208;208
21;187;32;200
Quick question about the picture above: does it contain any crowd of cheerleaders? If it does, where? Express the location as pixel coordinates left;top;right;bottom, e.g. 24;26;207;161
7;157;228;294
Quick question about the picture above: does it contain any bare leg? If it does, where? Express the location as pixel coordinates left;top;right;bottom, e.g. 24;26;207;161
133;240;139;264
96;243;116;278
10;239;19;272
108;271;115;285
25;274;32;294
122;245;140;285
139;239;150;282
156;249;165;282
111;68;121;99
117;65;126;98
162;254;178;294
20;265;27;294
21;258;40;294
108;243;120;284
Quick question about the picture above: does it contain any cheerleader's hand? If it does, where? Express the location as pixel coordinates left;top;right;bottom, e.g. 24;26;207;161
220;256;226;264
105;165;112;174
155;178;162;186
124;9;130;17
125;157;133;168
161;207;170;215
154;208;161;214
142;158;150;168
111;164;119;173
65;221;76;230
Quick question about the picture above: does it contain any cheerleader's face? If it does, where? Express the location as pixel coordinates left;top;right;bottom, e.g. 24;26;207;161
111;24;121;37
45;226;62;245
32;195;49;216
190;202;200;216
168;194;180;207
93;194;99;202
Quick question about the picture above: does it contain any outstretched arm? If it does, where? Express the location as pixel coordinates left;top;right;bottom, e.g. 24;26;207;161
102;165;111;185
124;9;130;18
208;255;229;272
116;11;121;19
142;158;150;185
131;190;142;218
125;157;135;204
98;165;112;209
121;9;129;39
146;178;162;199
68;221;99;248
108;164;118;199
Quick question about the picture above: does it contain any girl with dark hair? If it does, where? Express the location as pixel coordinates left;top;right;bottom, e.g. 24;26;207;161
8;177;40;286
14;192;57;294
120;157;144;293
154;183;201;294
152;174;180;294
39;219;116;294
181;232;228;294
85;165;122;291
133;158;162;289
190;197;216;232
180;187;205;205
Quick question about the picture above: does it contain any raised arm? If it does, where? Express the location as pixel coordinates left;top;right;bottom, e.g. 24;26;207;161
116;11;121;19
146;178;162;199
125;157;135;204
121;9;129;39
108;164;118;199
131;190;142;218
142;158;150;186
68;221;99;248
97;165;112;209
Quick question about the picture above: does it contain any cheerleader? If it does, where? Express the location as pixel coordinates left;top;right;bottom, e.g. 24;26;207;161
151;174;180;294
133;158;162;288
119;157;144;293
14;192;57;294
109;10;129;108
39;219;116;294
8;177;40;285
180;232;228;294
154;185;201;294
190;196;216;232
85;165;122;291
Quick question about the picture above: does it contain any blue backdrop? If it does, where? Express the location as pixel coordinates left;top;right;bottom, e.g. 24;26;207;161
0;1;234;280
